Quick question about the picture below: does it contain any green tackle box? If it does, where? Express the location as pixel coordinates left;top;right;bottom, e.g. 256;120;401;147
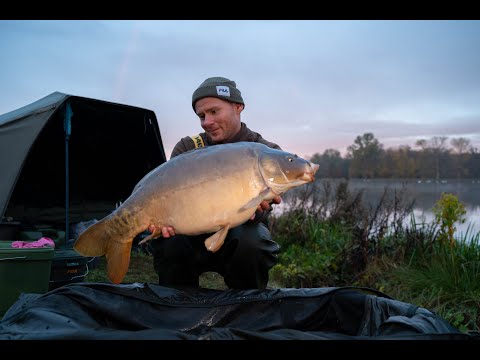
49;248;90;290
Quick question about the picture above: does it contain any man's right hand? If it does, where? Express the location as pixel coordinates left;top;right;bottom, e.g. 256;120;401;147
250;196;282;221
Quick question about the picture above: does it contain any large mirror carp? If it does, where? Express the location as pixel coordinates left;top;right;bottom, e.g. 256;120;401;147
74;142;319;284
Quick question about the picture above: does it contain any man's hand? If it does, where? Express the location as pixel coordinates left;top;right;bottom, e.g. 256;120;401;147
250;196;282;221
148;224;176;238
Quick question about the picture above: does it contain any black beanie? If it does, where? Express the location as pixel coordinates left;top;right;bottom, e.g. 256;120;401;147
192;76;245;110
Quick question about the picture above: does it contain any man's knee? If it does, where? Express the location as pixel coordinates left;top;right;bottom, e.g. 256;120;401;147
229;223;279;254
221;223;280;289
150;235;194;275
150;235;201;287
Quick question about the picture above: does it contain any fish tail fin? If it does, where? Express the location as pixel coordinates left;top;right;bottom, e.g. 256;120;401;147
73;218;110;257
104;239;133;284
73;216;134;284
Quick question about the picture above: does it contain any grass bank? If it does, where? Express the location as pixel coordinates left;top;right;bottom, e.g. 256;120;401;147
269;180;480;333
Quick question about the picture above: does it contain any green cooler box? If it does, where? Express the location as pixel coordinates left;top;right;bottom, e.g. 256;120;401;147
0;241;54;316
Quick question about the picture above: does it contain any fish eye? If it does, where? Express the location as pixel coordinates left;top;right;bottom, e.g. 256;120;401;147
287;157;294;162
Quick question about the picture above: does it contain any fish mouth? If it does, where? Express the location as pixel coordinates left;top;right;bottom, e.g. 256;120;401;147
310;163;320;174
301;172;315;182
300;162;319;182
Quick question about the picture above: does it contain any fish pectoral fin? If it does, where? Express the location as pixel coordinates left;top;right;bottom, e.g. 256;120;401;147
204;225;230;253
238;188;272;212
138;226;163;245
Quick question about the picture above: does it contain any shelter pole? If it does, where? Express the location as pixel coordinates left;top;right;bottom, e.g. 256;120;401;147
64;102;73;249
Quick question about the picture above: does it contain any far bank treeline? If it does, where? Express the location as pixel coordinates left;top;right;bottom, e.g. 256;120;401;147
310;133;480;179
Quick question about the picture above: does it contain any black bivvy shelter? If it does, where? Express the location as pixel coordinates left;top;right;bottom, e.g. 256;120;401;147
0;91;166;236
0;93;476;341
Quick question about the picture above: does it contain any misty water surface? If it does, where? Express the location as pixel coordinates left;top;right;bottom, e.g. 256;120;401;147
274;178;480;239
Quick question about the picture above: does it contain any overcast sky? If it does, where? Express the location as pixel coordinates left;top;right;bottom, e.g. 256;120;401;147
1;20;479;159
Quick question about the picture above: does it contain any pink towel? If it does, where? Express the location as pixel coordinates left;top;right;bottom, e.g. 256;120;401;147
11;237;55;249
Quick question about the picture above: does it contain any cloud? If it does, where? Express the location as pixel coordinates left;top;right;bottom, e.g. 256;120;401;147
1;20;480;159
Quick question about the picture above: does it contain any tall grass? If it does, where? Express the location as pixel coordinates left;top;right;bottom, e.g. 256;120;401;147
385;227;480;332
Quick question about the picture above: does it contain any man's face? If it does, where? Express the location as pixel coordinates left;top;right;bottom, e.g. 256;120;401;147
195;97;243;143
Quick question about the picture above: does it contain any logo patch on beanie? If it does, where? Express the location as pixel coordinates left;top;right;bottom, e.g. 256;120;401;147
216;86;230;97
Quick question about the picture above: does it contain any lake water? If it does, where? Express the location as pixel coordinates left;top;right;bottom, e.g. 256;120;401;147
273;178;480;239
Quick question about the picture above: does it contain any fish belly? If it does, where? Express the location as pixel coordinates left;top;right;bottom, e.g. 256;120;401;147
136;155;265;235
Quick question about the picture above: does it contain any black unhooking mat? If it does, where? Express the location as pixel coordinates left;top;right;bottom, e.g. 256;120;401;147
0;282;477;340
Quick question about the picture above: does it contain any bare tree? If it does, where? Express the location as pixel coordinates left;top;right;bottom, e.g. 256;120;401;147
450;137;471;155
451;137;472;178
415;136;448;180
431;136;448;181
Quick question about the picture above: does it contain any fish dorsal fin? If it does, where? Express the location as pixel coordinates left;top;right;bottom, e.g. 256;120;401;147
238;188;272;212
204;225;230;253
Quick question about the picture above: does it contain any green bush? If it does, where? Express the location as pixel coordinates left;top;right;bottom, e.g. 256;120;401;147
432;192;466;248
